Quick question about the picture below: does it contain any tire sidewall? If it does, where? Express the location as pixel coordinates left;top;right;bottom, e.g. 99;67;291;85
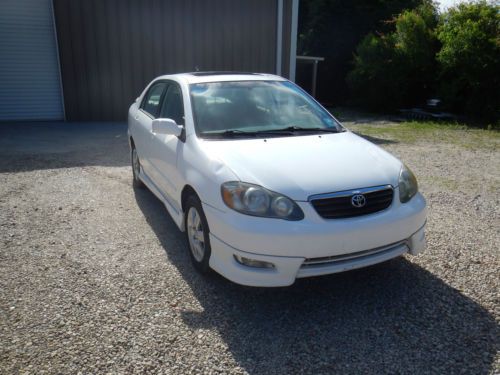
131;146;144;188
184;195;211;273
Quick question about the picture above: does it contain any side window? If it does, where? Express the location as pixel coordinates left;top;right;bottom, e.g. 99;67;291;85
160;84;185;125
141;82;167;118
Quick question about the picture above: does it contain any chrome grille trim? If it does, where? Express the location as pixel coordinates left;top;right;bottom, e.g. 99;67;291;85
309;185;394;219
301;240;408;268
308;184;393;201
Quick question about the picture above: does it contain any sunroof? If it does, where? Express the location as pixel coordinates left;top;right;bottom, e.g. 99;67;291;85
189;71;261;76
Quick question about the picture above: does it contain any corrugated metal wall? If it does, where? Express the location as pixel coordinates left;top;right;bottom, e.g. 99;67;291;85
0;0;64;121
54;0;289;121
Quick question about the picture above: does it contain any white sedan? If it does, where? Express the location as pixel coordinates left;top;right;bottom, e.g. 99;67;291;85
128;72;426;287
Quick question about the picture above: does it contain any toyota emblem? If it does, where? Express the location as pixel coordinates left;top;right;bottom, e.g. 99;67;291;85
351;194;366;208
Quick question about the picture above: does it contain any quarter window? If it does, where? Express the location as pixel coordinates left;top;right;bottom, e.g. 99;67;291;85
141;82;167;118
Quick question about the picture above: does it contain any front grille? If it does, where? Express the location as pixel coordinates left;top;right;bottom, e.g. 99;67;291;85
310;185;394;219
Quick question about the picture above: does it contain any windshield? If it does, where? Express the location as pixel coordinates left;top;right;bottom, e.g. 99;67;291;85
189;80;342;138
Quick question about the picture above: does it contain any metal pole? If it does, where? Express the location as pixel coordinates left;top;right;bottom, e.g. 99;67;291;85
276;0;283;76
289;0;299;81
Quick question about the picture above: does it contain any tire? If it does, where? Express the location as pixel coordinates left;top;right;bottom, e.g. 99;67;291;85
131;145;145;189
184;194;211;273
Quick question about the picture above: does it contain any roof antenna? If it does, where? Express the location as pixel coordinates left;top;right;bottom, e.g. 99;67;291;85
194;66;200;72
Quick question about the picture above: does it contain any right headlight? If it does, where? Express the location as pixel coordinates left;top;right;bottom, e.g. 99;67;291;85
221;181;304;220
399;164;418;203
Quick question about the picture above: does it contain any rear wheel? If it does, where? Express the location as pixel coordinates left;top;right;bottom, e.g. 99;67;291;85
184;194;211;273
131;146;145;189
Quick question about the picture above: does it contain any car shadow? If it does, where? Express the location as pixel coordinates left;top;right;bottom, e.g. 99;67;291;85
134;186;498;374
352;131;398;145
0;122;129;173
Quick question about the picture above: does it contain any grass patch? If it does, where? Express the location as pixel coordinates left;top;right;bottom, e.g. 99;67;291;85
352;121;500;149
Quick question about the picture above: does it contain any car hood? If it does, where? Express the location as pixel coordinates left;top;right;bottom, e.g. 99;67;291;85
198;132;402;201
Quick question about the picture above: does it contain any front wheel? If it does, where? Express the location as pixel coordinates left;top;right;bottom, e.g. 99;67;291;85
184;195;211;273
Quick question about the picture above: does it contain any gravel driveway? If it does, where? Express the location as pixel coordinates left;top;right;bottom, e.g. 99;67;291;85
0;121;498;374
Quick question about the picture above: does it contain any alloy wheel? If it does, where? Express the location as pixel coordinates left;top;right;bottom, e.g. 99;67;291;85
186;206;205;262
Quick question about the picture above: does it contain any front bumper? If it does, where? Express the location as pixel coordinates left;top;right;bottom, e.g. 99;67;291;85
204;191;427;287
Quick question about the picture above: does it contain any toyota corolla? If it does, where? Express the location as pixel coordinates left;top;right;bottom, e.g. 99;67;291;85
128;72;426;287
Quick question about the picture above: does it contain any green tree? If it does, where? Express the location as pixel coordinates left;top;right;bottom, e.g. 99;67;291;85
347;3;439;109
298;0;430;103
345;33;400;109
436;1;499;120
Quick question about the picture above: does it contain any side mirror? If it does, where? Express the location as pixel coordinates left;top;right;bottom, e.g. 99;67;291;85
152;118;183;137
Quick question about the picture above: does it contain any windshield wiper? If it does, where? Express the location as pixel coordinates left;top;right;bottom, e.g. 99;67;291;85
201;126;341;139
277;126;341;133
201;129;259;138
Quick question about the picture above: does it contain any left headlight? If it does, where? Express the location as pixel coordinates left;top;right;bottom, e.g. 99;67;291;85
399;164;418;203
221;182;304;220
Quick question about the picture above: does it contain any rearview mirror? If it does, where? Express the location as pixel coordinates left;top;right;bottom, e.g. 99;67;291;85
152;118;183;137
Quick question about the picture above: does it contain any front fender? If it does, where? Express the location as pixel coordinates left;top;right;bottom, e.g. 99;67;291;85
175;137;239;228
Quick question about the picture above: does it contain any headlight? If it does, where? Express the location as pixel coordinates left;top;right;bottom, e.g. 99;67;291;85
221;182;304;220
399;164;418;203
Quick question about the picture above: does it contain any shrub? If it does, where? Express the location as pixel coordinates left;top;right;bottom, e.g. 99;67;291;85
436;1;499;121
347;33;400;109
347;3;439;110
298;0;429;104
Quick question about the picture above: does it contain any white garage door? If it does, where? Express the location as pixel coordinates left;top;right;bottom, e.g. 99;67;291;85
0;0;64;121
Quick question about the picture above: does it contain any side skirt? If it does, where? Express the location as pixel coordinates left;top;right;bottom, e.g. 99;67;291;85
138;170;185;232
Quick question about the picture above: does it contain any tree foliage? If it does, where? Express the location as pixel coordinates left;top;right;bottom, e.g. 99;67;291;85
301;0;499;121
298;0;429;103
436;1;499;120
346;3;439;109
343;0;499;120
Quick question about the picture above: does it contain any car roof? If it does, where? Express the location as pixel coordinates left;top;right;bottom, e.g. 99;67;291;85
154;72;287;84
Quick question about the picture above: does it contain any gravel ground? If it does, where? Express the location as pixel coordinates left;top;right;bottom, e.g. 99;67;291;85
0;121;498;374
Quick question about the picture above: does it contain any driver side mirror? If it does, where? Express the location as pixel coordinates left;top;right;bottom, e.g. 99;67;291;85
152;118;183;137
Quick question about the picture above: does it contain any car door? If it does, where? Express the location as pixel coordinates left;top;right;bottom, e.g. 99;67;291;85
135;81;168;185
149;81;185;209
